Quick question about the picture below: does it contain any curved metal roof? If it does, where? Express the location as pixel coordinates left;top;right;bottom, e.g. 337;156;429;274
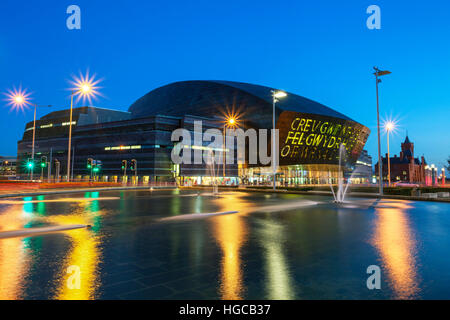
213;80;352;120
128;80;354;127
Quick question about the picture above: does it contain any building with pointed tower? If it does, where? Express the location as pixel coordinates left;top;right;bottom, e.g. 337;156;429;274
375;134;431;185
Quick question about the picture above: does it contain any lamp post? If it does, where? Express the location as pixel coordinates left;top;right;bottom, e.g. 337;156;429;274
271;90;287;191
222;117;237;179
4;89;51;180
373;67;391;195
66;76;99;182
384;121;395;187
66;90;76;182
30;104;52;180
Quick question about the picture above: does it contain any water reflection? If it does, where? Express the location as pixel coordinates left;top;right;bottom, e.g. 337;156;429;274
210;194;249;299
372;200;420;299
0;205;30;299
257;219;295;300
48;196;103;300
1;190;444;300
0;193;103;300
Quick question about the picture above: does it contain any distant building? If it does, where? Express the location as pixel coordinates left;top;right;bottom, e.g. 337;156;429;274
374;135;431;185
348;149;373;184
0;156;17;178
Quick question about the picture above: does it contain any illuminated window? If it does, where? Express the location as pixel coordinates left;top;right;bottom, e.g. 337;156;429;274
105;145;141;151
62;121;76;126
40;123;53;129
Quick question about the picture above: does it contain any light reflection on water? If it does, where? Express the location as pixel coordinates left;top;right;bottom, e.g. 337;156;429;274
211;193;249;299
0;205;30;299
372;200;420;299
47;199;103;300
257;219;295;300
210;193;296;300
0;190;449;299
0;193;105;300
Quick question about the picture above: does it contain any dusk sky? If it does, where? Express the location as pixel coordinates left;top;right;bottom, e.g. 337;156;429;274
1;0;449;170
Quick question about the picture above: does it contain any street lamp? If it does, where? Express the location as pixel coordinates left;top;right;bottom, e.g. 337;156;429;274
373;67;391;195
5;87;31;112
222;116;238;178
29;103;52;180
4;88;51;180
66;71;101;182
383;120;396;187
271;90;287;191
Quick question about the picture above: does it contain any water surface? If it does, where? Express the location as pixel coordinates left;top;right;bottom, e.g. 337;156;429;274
0;189;449;300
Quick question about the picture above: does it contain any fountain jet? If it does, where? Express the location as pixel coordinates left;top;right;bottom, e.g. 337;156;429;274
329;144;360;204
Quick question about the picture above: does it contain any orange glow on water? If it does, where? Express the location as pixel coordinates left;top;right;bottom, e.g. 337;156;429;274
0;195;103;300
0;205;32;299
48;204;102;300
211;193;249;299
372;200;420;299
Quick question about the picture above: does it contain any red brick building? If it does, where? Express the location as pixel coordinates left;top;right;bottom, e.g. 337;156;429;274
375;135;429;184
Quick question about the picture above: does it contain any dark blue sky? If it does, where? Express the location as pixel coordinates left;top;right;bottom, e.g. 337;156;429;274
1;0;449;170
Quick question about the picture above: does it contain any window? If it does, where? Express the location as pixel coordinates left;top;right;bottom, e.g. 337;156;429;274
62;121;76;126
105;145;142;151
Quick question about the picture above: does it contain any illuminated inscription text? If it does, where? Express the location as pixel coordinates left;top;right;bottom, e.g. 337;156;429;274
278;111;370;165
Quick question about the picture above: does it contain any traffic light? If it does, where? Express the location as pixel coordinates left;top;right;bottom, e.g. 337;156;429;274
93;166;100;173
130;159;137;171
40;156;47;168
121;160;127;170
26;158;34;169
87;158;93;169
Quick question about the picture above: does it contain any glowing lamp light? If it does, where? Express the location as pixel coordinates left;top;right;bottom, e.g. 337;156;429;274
15;95;24;104
223;114;240;129
273;91;287;98
81;84;91;94
4;87;31;112
383;119;399;134
385;121;395;132
69;70;102;104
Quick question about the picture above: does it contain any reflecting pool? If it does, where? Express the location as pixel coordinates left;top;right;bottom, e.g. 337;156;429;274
0;189;449;300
